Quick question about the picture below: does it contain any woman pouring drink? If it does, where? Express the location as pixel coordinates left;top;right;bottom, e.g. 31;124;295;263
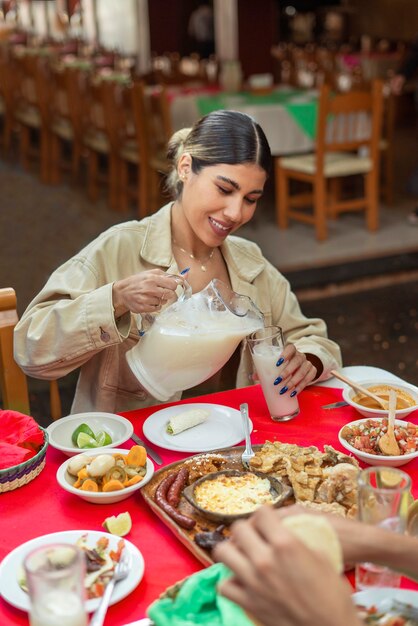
14;110;341;413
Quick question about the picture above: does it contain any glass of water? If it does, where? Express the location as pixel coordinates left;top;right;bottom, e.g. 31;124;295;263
355;466;411;591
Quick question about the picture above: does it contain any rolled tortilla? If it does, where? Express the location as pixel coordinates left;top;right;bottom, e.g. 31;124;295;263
282;514;343;573
166;409;210;435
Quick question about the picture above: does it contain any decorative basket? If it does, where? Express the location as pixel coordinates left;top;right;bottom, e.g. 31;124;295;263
0;427;49;493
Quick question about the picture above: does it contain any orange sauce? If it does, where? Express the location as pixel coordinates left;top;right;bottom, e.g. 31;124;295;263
352;385;416;410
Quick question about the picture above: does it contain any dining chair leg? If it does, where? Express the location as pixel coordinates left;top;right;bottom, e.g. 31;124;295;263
87;150;99;203
314;178;327;241
49;134;61;184
365;171;379;232
276;164;289;229
328;177;341;219
109;156;121;211
71;142;82;180
139;166;148;219
119;160;130;212
19;125;31;171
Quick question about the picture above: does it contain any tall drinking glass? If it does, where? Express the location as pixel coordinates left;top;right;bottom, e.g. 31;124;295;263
355;466;411;591
24;543;88;626
247;325;300;422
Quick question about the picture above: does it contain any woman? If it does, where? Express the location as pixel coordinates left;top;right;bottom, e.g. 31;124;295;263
14;110;341;413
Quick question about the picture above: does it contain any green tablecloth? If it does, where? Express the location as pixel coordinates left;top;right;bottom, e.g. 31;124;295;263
196;89;318;139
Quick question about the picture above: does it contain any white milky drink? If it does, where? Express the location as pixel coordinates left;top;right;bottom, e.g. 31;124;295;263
29;590;87;626
251;340;299;422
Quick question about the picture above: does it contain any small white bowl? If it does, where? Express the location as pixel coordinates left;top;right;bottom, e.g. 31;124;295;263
47;412;134;457
56;448;154;504
338;417;418;467
342;380;418;419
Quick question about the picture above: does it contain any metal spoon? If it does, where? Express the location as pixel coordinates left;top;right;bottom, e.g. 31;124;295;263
240;403;255;469
330;369;389;410
378;389;400;456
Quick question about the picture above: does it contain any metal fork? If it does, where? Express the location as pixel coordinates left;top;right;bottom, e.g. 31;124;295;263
89;554;130;626
240;403;255;469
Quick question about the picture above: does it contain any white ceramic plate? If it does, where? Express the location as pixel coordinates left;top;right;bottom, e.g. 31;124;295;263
142;403;252;453
353;587;418;613
0;530;144;613
317;366;412;390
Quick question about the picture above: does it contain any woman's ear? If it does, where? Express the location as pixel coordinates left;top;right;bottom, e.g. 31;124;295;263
178;152;192;180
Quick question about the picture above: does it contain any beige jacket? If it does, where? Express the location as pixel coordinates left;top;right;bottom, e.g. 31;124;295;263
14;204;342;413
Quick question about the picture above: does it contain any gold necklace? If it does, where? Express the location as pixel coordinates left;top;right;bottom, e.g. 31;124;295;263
172;240;215;272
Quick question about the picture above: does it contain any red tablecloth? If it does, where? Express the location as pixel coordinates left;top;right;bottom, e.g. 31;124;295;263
1;384;418;626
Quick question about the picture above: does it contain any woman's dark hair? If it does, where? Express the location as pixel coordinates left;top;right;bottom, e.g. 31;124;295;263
166;110;272;197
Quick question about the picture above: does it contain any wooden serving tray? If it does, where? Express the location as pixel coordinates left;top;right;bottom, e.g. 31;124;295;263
141;445;277;566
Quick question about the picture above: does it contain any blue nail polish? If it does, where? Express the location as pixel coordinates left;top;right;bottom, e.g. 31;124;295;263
276;357;284;367
180;267;190;275
279;386;288;395
290;390;297;397
273;376;282;385
139;330;145;336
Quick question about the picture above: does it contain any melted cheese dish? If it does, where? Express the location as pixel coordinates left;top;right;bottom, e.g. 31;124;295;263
194;473;274;515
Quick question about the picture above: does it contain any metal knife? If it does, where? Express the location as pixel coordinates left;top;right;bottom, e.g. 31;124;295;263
131;432;163;465
321;400;349;409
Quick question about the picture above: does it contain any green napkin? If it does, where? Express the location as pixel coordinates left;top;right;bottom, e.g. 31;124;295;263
147;563;255;626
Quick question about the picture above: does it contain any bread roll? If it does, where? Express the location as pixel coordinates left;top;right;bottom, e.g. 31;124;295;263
166;408;209;435
282;513;343;573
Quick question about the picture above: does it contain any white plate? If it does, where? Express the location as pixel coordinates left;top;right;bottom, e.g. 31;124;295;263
317;366;415;390
353;587;418;613
0;530;144;613
142;403;252;453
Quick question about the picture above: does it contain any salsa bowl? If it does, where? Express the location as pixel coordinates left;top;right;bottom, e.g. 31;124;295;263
338;417;418;467
342;381;418;420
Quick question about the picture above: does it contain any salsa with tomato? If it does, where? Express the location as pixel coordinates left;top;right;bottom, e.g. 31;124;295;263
341;419;418;456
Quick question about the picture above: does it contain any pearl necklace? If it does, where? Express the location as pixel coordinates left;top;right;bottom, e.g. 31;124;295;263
172;240;215;272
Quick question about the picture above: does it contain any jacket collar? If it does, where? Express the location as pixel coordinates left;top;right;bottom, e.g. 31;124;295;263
140;203;265;286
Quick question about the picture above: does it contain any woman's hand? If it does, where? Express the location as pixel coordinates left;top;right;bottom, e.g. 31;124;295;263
112;269;185;316
214;506;362;626
272;344;318;397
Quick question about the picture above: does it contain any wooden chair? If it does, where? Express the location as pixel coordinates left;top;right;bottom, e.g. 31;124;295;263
119;81;172;217
275;79;384;241
49;65;87;184
13;54;52;183
0;44;16;154
380;86;396;205
0;288;61;420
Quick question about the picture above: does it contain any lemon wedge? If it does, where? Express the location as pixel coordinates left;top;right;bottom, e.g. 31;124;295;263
103;512;132;537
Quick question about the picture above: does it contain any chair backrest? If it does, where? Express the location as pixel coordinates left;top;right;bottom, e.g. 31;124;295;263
0;288;30;414
0;288;61;420
316;79;384;168
131;80;172;165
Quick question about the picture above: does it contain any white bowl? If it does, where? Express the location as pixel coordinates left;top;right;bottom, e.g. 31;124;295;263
47;412;134;456
342;380;418;419
56;447;154;504
338;417;418;467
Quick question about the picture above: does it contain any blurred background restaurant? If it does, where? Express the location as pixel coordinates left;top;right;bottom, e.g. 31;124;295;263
0;0;417;419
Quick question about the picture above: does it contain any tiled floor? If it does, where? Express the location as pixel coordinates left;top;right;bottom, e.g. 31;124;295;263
1;114;418;421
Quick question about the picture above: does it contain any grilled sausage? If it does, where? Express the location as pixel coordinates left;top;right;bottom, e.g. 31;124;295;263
167;467;189;507
155;472;196;530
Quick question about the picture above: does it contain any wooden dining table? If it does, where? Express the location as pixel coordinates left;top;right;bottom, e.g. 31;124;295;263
1;382;418;626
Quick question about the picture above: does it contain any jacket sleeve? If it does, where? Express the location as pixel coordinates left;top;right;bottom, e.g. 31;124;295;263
267;263;342;382
14;254;131;380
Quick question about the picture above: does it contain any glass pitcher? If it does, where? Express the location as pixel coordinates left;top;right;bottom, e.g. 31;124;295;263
126;279;264;401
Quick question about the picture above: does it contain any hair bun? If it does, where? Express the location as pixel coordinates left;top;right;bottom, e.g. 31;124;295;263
167;127;192;163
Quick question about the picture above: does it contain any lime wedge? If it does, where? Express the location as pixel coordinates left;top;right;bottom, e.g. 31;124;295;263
103;512;132;537
72;423;95;446
95;430;113;447
76;432;99;449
